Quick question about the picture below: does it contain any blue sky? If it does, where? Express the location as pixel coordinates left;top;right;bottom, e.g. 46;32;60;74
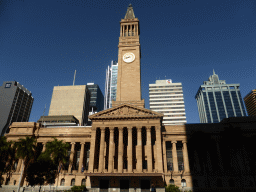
0;0;255;123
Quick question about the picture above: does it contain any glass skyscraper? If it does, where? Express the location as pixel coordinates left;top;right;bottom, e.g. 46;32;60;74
195;70;246;123
104;60;118;109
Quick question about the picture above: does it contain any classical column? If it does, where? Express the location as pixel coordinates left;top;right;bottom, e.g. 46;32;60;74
78;142;85;173
118;127;123;173
162;139;168;173
155;126;163;172
182;141;190;173
137;127;143;172
68;142;75;173
16;159;22;172
172;141;178;173
98;127;106;172
127;127;133;172
146;127;152;172
88;127;97;173
108;127;115;172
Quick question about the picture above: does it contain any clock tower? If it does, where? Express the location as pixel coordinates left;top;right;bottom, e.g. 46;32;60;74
112;4;145;108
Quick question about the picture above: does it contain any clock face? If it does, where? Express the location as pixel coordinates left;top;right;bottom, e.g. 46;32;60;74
123;52;135;63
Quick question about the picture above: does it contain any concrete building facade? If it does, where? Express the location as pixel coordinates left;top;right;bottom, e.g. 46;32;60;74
48;85;90;126
0;81;33;136
149;80;187;125
104;60;118;110
195;70;246;123
244;89;256;116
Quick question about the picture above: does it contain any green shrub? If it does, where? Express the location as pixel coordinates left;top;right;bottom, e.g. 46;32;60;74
71;185;87;192
165;184;180;192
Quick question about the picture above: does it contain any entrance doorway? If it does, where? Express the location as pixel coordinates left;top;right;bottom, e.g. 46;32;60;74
120;180;129;192
141;180;150;192
100;180;109;192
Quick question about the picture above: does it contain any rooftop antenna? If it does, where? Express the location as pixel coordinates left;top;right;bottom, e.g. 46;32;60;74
73;70;76;86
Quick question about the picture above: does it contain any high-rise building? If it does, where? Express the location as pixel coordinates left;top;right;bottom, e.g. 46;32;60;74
195;70;246;123
104;60;118;109
86;83;104;125
48;85;90;126
149;79;187;125
244;89;256;116
0;81;33;136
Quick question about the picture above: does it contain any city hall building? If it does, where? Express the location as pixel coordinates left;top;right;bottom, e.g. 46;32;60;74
2;4;256;192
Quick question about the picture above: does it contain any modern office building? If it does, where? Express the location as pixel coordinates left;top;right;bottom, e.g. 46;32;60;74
86;83;104;125
0;81;33;136
149;79;187;125
48;85;90;126
195;70;246;123
86;83;104;113
104;60;118;109
244;89;256;116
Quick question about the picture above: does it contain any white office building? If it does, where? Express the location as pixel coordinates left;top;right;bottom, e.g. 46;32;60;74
149;79;187;125
104;60;118;109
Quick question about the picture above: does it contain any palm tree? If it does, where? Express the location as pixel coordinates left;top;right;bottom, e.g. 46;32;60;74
0;136;17;187
15;136;37;192
42;137;69;190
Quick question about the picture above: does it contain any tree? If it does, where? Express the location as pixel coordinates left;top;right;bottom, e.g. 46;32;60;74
43;137;70;166
165;184;180;192
26;155;58;192
15;136;37;191
41;137;69;189
0;136;17;187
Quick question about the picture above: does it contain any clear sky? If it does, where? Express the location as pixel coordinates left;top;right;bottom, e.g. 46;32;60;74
0;0;255;123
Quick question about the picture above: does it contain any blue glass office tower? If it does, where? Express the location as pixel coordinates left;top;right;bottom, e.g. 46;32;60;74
195;70;246;123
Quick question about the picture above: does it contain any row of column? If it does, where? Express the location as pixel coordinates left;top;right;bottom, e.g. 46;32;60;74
120;24;138;37
88;126;163;173
15;142;88;174
162;140;190;173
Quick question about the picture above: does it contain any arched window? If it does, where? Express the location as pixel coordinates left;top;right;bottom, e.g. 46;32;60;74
60;179;65;186
13;180;16;185
81;179;86;186
181;179;186;187
169;179;174;185
71;179;75;186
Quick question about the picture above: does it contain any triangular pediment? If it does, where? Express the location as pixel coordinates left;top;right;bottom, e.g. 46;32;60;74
89;104;163;120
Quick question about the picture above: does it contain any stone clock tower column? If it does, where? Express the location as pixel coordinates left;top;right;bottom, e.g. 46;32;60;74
112;4;145;108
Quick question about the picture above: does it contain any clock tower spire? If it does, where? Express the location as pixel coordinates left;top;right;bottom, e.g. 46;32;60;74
112;4;145;108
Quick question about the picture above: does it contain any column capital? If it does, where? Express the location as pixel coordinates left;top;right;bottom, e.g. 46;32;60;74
146;127;151;131
100;127;106;131
127;126;133;130
155;126;161;131
80;142;85;145
137;127;142;131
182;140;187;144
71;142;76;145
171;141;177;144
109;128;114;133
119;127;124;132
